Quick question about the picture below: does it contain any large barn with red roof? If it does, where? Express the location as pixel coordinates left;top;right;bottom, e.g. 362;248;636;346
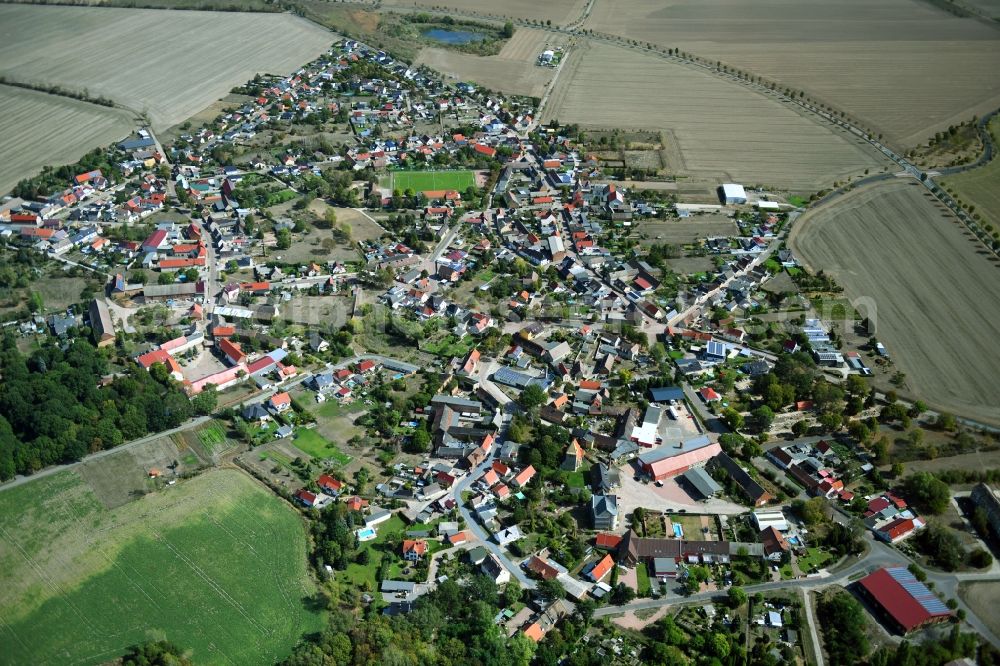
856;566;951;634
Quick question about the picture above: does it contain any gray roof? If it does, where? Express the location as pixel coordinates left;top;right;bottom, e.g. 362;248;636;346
591;494;618;519
682;466;722;499
143;282;199;298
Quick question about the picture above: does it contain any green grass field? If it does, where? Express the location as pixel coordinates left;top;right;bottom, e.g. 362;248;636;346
941;117;1000;231
564;471;586;489
291;428;353;466
391;170;475;193
0;469;322;665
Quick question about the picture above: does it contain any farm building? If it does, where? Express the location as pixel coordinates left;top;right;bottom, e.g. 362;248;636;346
680;467;721;499
857;567;951;634
709;452;774;506
637;436;722;481
719;183;747;205
88;298;115;347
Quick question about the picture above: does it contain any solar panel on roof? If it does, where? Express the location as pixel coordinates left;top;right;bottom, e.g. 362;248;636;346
887;567;949;614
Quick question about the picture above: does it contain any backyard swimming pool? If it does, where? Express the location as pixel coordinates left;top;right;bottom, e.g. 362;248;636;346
356;527;377;541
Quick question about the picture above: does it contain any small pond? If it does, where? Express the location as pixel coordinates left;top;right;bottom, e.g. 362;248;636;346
422;28;487;44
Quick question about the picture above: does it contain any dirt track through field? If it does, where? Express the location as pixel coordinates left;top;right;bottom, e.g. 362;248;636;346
543;43;889;190
790;180;1000;425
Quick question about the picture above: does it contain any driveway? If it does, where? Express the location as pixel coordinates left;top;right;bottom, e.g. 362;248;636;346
614;462;747;523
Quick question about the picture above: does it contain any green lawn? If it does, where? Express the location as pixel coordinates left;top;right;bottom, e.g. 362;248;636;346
797;547;833;573
421;334;475;358
636;562;652;595
336;514;407;592
391;169;475;193
0;469;322;665
564;471;586;489
314;396;365;421
291;428;353;466
788;195;807;207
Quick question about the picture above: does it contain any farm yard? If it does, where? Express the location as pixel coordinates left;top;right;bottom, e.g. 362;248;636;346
0;85;135;196
390;169;476;193
0;5;333;131
542;43;889;191
790;180;1000;426
0;469;322;665
941;117;1000;231
582;0;1000;148
414;28;570;98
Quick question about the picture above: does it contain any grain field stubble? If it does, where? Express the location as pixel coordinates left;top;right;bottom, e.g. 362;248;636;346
790;180;1000;426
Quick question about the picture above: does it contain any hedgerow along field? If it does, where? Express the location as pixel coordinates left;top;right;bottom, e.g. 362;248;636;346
0;4;333;131
940;116;1000;232
391;169;476;192
0;469;323;665
0;84;135;196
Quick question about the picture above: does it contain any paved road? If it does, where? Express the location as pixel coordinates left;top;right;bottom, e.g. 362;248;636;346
593;529;1000;646
451;415;537;589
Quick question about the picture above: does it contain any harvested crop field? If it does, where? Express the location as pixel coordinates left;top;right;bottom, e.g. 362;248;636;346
543;44;888;191
790;180;1000;426
941;117;1000;231
959;582;1000;639
583;0;1000;148
389;0;587;24
0;85;135;196
414;29;568;98
0;5;333;130
0;468;321;665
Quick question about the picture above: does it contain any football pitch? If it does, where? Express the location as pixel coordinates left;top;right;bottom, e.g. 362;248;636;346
0;469;322;665
391;169;475;193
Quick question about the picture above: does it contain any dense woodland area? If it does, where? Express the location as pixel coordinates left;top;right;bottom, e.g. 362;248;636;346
0;334;214;480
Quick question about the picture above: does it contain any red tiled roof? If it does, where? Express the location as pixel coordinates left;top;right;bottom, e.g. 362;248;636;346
589;553;615;581
513;465;536;487
317;474;342;492
402;539;427;556
595;532;623;550
858;567;950;632
526;556;560;580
